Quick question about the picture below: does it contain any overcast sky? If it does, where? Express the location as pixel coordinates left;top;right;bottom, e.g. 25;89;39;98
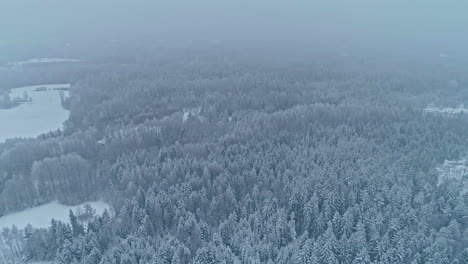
1;1;467;58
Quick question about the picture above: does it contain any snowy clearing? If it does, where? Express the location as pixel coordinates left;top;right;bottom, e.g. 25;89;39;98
8;58;82;67
0;201;111;230
423;104;468;117
0;84;70;143
437;159;468;195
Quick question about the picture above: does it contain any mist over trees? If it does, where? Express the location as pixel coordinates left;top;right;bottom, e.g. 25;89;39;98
1;1;468;264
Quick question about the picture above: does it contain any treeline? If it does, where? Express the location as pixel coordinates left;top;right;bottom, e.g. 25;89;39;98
0;205;99;263
0;55;467;263
0;226;23;262
0;132;101;214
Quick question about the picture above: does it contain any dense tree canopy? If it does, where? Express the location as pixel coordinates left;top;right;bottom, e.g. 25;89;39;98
1;54;467;263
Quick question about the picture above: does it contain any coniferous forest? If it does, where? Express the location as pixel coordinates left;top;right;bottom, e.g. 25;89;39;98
1;2;468;264
0;51;467;264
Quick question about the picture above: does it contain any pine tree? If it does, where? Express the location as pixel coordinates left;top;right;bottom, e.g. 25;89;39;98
69;210;84;237
353;247;371;264
304;194;319;237
338;235;352;264
83;247;102;264
46;219;59;258
172;252;182;264
300;239;319;264
351;220;367;255
138;214;154;236
194;246;217;264
56;240;74;264
320;222;339;264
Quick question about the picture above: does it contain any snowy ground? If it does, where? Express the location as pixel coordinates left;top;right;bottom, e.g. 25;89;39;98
0;201;111;230
0;84;70;143
8;58;82;67
437;159;468;195
423;104;468;117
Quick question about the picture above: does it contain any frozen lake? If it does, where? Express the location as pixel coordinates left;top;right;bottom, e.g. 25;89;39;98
0;84;70;143
0;201;111;230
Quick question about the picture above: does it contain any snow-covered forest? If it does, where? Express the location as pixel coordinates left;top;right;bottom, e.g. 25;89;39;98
0;51;467;263
1;1;468;264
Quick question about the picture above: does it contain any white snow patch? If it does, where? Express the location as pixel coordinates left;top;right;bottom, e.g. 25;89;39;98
182;107;202;123
437;159;468;194
183;111;191;123
0;201;111;230
0;84;70;143
8;58;82;67
97;137;107;145
423;104;468;117
182;105;208;124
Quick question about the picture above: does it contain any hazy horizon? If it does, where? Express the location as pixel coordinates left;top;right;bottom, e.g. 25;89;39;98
1;1;468;60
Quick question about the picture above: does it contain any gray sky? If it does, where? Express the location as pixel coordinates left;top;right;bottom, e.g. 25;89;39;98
1;1;467;58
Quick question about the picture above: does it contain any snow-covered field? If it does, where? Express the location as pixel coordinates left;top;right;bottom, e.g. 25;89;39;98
0;84;70;143
423;104;468;117
8;58;82;67
0;201;111;230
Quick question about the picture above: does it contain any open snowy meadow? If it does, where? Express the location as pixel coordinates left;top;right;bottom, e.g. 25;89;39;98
0;200;110;230
0;84;70;142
